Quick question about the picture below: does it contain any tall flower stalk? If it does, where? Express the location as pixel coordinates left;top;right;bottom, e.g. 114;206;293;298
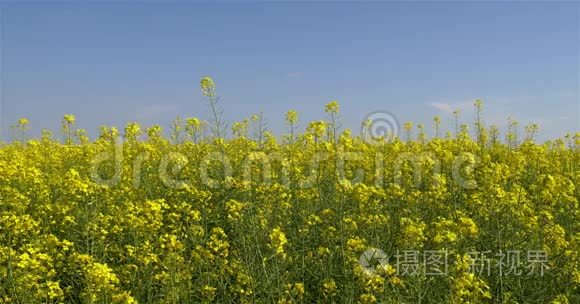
61;114;76;145
201;76;225;141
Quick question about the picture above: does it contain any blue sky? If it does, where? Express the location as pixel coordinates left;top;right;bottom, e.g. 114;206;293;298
0;1;578;141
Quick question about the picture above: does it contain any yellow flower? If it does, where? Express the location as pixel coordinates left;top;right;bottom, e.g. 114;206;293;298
359;293;377;304
0;87;574;303
226;199;245;220
325;100;340;114
63;114;76;124
18;117;30;126
307;120;327;138
46;280;64;300
200;76;216;96
285;110;298;124
322;278;337;298
269;227;288;259
346;237;366;252
201;285;217;301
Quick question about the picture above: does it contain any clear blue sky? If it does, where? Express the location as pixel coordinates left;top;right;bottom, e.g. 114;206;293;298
1;1;578;141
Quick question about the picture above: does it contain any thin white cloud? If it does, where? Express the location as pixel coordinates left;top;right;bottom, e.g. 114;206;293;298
427;101;472;114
